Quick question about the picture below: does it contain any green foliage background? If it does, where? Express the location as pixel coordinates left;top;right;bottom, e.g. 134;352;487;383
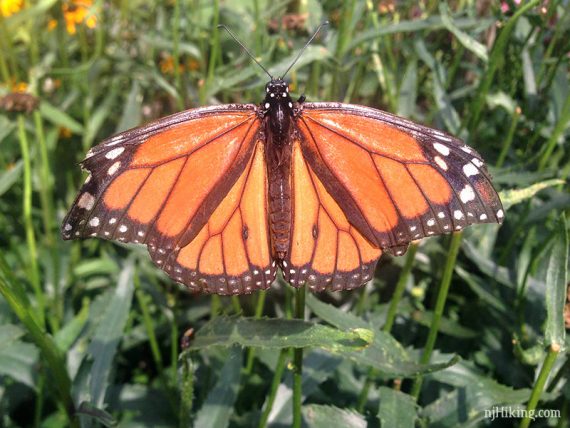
0;0;569;427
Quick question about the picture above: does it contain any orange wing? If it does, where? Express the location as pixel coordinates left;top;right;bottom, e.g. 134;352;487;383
62;105;275;294
297;103;504;256
282;141;382;292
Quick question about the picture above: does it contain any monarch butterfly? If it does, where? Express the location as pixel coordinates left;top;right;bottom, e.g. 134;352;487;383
62;24;503;295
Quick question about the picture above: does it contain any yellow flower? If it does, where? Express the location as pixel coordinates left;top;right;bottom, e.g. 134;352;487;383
59;127;72;139
47;19;58;31
62;0;98;35
0;0;23;17
160;56;175;74
187;58;200;71
12;81;28;93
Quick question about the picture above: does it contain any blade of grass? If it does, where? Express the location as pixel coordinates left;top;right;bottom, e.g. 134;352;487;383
410;232;462;399
201;0;220;104
467;0;540;134
0;253;78;428
537;90;570;171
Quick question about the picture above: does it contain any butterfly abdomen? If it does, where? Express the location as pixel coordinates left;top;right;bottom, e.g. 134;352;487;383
266;135;293;260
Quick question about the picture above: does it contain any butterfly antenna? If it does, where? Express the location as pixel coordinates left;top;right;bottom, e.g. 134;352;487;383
281;21;329;79
217;25;273;79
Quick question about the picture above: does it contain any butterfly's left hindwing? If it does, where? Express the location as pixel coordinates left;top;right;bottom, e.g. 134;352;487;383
282;141;382;291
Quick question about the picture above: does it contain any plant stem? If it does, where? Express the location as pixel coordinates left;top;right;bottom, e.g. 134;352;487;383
245;291;267;373
519;344;561;428
258;349;288;428
18;115;45;329
537;92;570;171
292;285;306;428
496;106;521;168
179;356;195;427
410;232;462;399
172;0;184;110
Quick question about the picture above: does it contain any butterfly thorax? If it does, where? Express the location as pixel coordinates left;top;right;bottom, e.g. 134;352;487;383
263;79;295;260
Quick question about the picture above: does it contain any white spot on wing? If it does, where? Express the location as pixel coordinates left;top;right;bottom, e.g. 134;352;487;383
434;156;448;171
427;218;435;227
64;223;72;231
459;185;475;203
480;213;488;220
77;193;95;210
119;225;128;233
461;146;472;153
108;161;121;175
463;163;479;177
472;158;483;168
433;142;450;156
89;217;100;227
454;210;464;220
497;209;504;219
105;147;125;160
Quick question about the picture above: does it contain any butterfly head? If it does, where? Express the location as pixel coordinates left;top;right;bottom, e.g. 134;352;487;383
264;79;292;106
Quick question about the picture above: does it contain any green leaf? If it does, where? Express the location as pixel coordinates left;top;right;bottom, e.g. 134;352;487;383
306;294;368;330
76;402;117;427
39;101;84;134
83;86;119;148
440;3;488;62
0;115;16;142
414;39;461;133
377;387;418;428
303;404;366;428
412;310;478;339
544;214;568;347
187;316;373;353
307;295;459;377
397;59;418;117
0;323;25;344
422;361;531;425
115;81;142;133
0;161;23;198
0;341;39;388
88;260;135;408
54;300;89;352
499;179;565;209
350;16;494;50
194;347;242;428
